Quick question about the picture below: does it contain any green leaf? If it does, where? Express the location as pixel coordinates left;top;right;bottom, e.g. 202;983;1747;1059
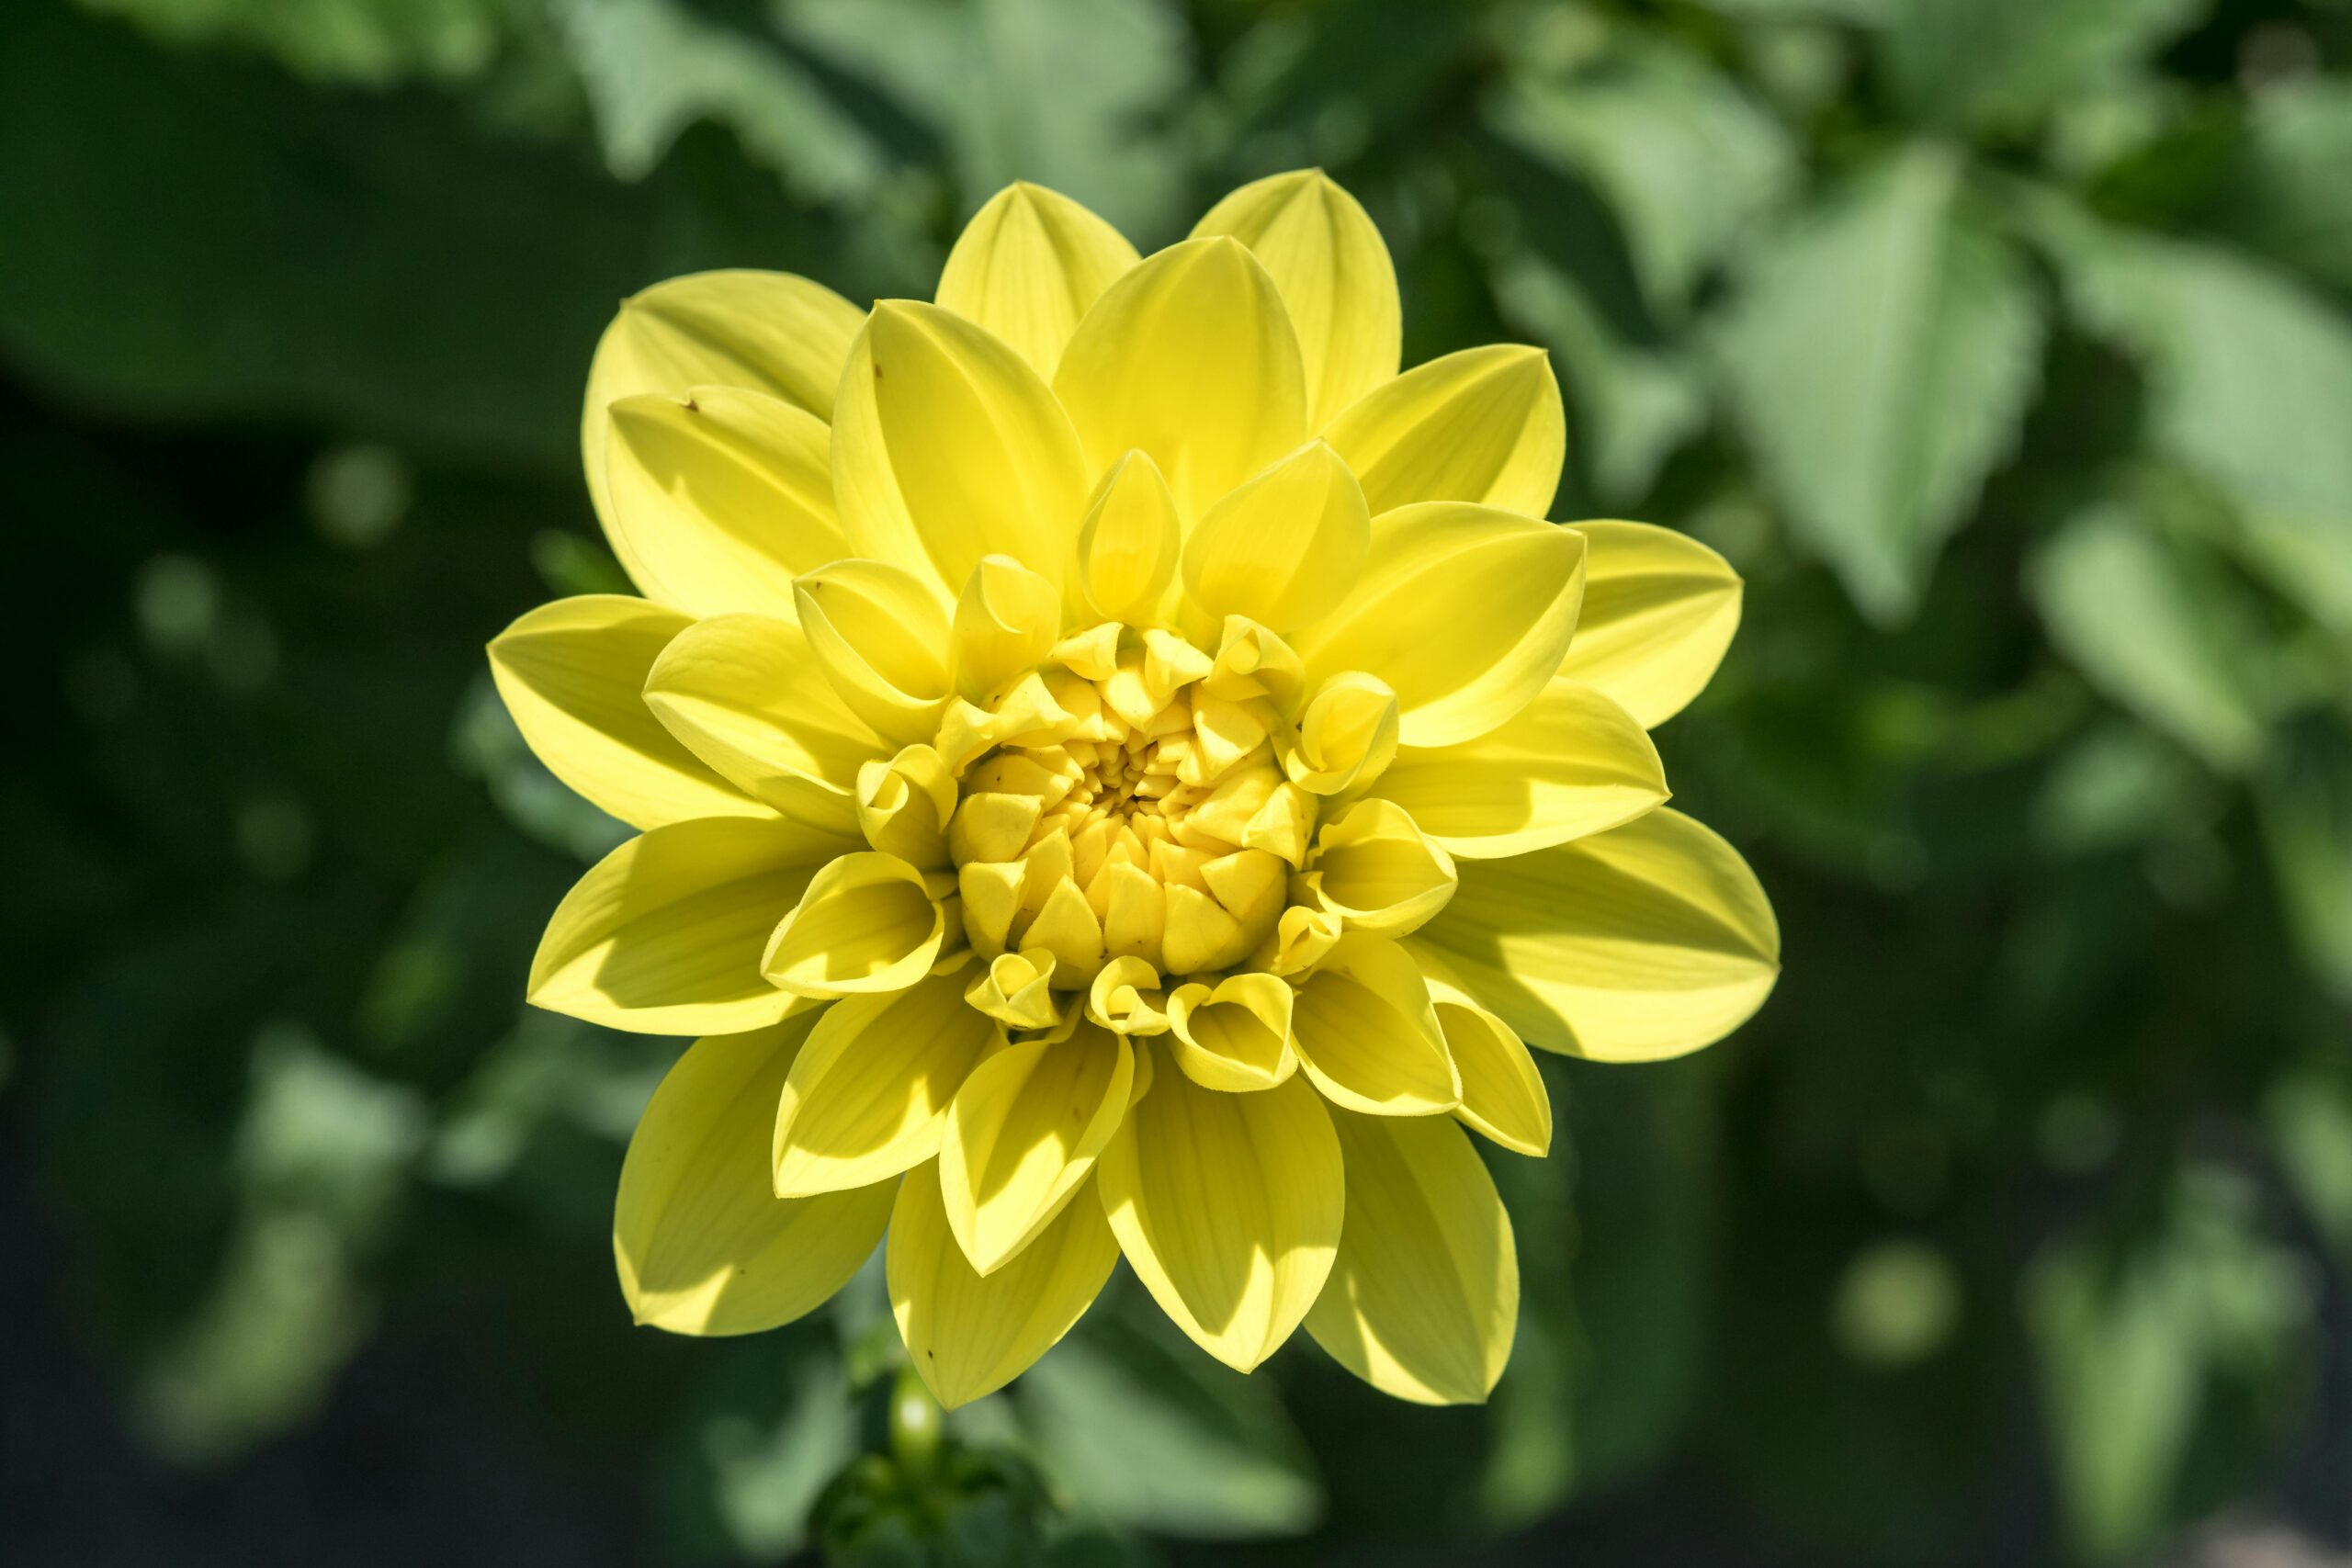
2267;1055;2352;1263
1477;1057;1716;1525
78;0;514;86
1488;254;1706;505
2201;79;2352;296
1019;1314;1322;1540
2031;722;2214;855
553;0;887;200
1714;148;2044;623
2026;502;2267;773
776;0;1189;237
2256;729;2352;1003
2028;1168;2313;1561
1696;0;1889;17
1486;41;1797;317
2034;204;2352;635
702;1350;862;1561
1879;0;2205;135
658;1338;862;1564
0;1;650;465
134;1028;427;1464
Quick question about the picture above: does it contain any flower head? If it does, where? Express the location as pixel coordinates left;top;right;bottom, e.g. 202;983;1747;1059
492;173;1778;1407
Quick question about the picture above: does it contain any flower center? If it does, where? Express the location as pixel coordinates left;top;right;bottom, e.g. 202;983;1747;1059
946;625;1310;996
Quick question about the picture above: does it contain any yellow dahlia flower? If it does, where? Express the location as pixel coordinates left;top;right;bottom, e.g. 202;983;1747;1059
490;173;1777;1408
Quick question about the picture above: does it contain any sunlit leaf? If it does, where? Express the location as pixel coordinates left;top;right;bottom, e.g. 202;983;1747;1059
1487;41;1796;317
554;0;886;199
2026;502;2267;774
2034;203;2352;636
1880;0;2203;135
1021;1314;1322;1539
1714;148;2043;623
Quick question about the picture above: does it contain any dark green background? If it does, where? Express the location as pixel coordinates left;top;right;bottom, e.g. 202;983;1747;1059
6;0;2352;1562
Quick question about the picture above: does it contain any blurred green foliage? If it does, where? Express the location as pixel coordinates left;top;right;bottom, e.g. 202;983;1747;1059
6;0;2352;1562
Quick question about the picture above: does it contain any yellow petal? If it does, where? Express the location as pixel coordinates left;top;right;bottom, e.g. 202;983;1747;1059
1252;904;1342;977
936;182;1140;378
941;1023;1134;1273
1323;344;1565;518
1205;615;1307;716
582;271;864;540
1026;878;1108;979
1409;807;1779;1061
1370;676;1666;857
1298;502;1586;748
528;817;853;1033
489;595;762;830
952;555;1062;703
1307;798;1457;938
855;744;957;867
964;951;1063;1030
1289;932;1459;1114
1085;956;1170;1036
1555;520;1743;728
1074;450;1182;624
1165;973;1297;1092
1181;440;1369;634
1282;671;1399;795
832;300;1089;596
616;1012;892;1335
1193;169;1401;428
1054;237;1309;522
890;1159;1118;1408
793;559;954;744
604;386;845;617
1305;1111;1517;1404
1431;992;1550;1156
772;965;999;1195
762;851;947;998
1096;1066;1343;1372
641;611;888;835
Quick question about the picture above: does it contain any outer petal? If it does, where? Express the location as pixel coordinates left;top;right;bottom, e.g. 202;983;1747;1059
1297;502;1587;748
936;182;1140;378
1322;344;1565;518
1192;170;1401;427
583;270;864;532
1304;1111;1517;1405
940;1024;1134;1274
772;965;1000;1196
1409;807;1779;1061
488;595;762;830
832;300;1090;597
1369;676;1667;857
1097;1066;1343;1372
1290;932;1459;1115
642;611;888;836
890;1160;1118;1409
1053;238;1309;522
604;386;846;619
527;817;854;1033
1182;441;1370;635
615;1013;892;1335
762;852;946;998
1555;521;1744;728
